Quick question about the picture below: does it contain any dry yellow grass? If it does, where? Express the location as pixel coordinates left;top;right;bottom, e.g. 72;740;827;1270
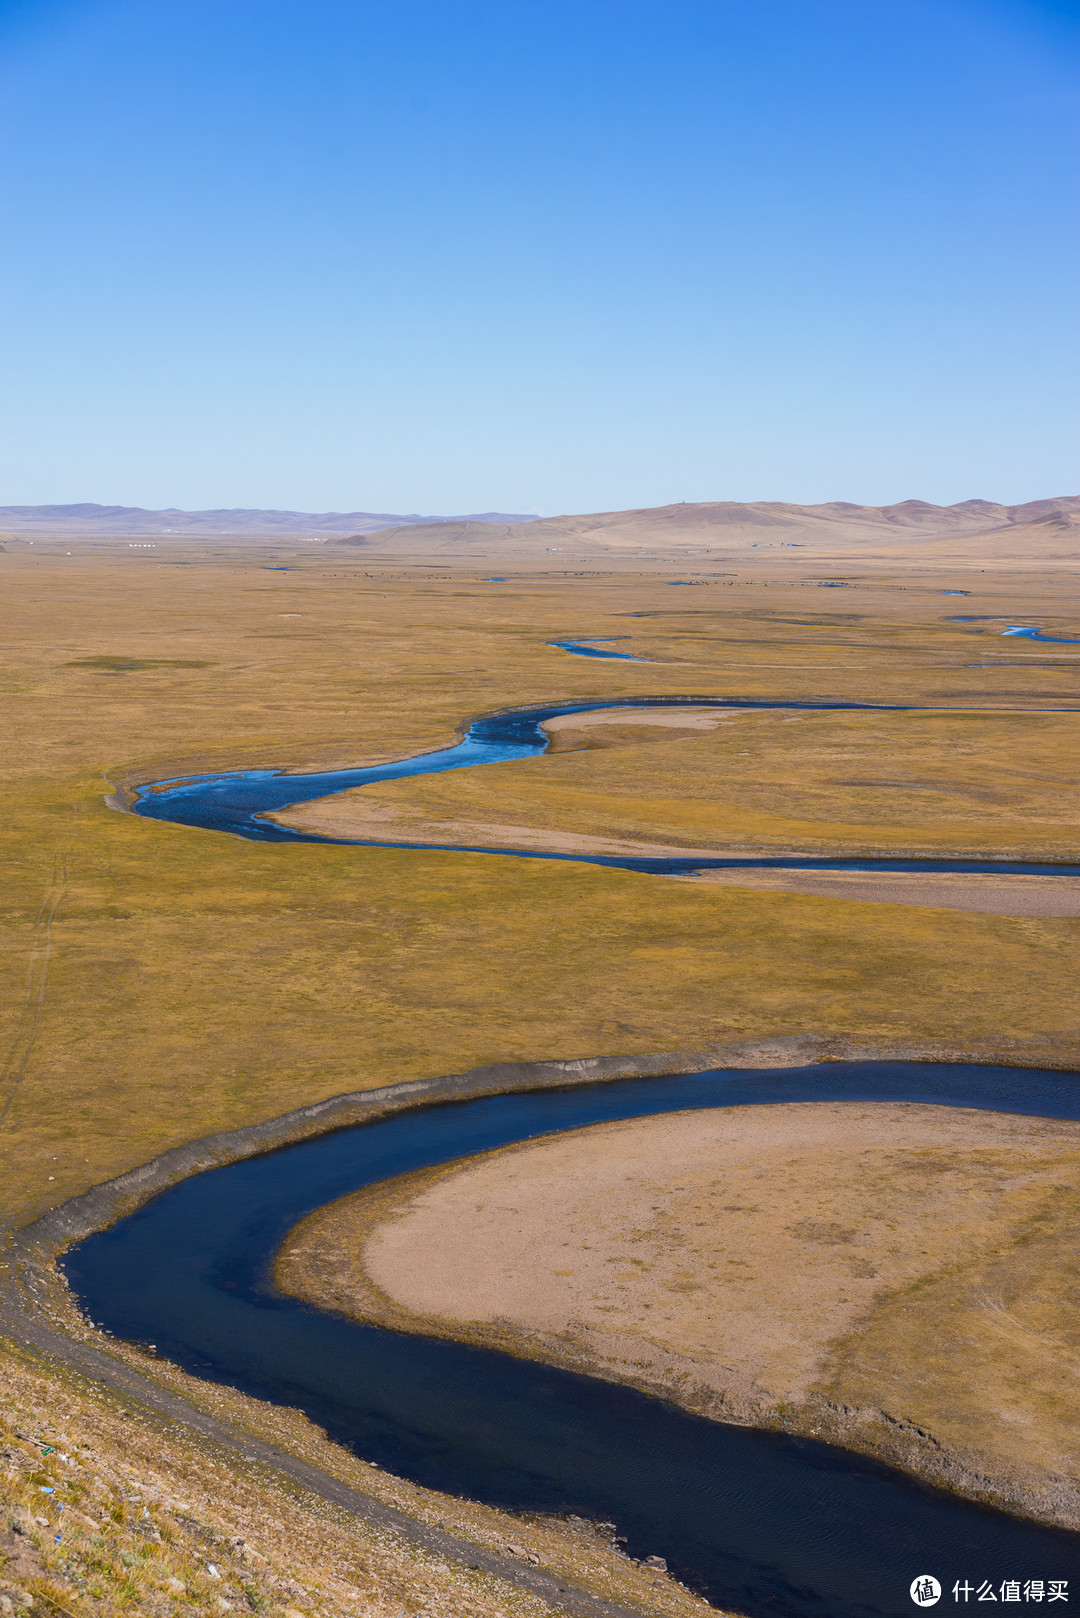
1;543;1079;1597
281;704;1080;861
1;549;1079;1225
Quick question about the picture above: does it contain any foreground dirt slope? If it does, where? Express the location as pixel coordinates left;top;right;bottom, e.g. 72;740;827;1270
0;1342;554;1618
279;1103;1080;1530
0;1327;718;1618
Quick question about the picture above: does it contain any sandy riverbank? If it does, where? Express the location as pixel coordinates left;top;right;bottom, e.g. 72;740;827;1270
277;1101;1080;1530
673;867;1080;914
268;780;1080;913
267;704;1080;915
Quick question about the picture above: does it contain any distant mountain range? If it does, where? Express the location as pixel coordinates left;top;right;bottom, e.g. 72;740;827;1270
0;503;540;536
347;495;1080;564
2;496;1077;565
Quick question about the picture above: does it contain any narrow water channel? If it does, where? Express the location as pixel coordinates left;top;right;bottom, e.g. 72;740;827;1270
1002;626;1080;644
130;696;1080;880
547;639;652;660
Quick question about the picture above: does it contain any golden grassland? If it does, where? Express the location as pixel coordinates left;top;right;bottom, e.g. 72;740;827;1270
2;548;1079;1225
278;1103;1080;1525
279;704;1080;858
1;542;1079;1604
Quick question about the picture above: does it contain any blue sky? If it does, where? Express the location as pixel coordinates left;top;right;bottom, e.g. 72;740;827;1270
1;0;1076;515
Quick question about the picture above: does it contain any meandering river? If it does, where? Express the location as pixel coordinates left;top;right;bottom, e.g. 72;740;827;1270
65;1065;1080;1618
130;696;1078;879
72;696;1080;1616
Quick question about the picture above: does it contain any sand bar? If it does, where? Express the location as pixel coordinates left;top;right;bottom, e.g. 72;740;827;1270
269;785;1080;917
278;1101;1080;1526
675;867;1080;915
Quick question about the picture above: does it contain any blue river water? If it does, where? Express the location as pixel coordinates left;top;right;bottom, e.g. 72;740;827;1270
131;696;1080;879
103;695;1080;1614
548;639;652;660
947;618;1080;644
1002;626;1080;645
64;1063;1080;1618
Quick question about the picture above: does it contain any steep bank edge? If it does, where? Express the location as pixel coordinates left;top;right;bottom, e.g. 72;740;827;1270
277;1125;1080;1534
4;1038;1077;1562
2;1039;870;1618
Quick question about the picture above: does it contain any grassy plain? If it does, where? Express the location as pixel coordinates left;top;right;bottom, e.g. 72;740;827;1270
1;546;1079;1229
0;541;1078;1596
279;700;1080;854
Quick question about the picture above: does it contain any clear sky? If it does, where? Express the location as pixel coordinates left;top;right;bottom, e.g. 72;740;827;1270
1;0;1076;516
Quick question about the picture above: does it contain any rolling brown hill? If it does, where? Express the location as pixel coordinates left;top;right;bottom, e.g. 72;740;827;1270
5;496;1077;566
335;491;1080;569
339;496;1080;567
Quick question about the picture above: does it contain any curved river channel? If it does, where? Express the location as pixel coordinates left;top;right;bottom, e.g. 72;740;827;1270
67;698;1080;1617
129;696;1078;879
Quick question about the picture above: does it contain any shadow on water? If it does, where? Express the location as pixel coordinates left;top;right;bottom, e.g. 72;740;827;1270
64;1062;1080;1618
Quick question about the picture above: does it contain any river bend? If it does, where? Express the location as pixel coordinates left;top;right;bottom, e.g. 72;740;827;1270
73;696;1080;1616
65;1064;1080;1618
130;696;1080;879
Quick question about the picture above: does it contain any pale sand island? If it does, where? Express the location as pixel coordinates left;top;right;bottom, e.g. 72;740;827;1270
268;707;1080;916
277;1102;1080;1530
